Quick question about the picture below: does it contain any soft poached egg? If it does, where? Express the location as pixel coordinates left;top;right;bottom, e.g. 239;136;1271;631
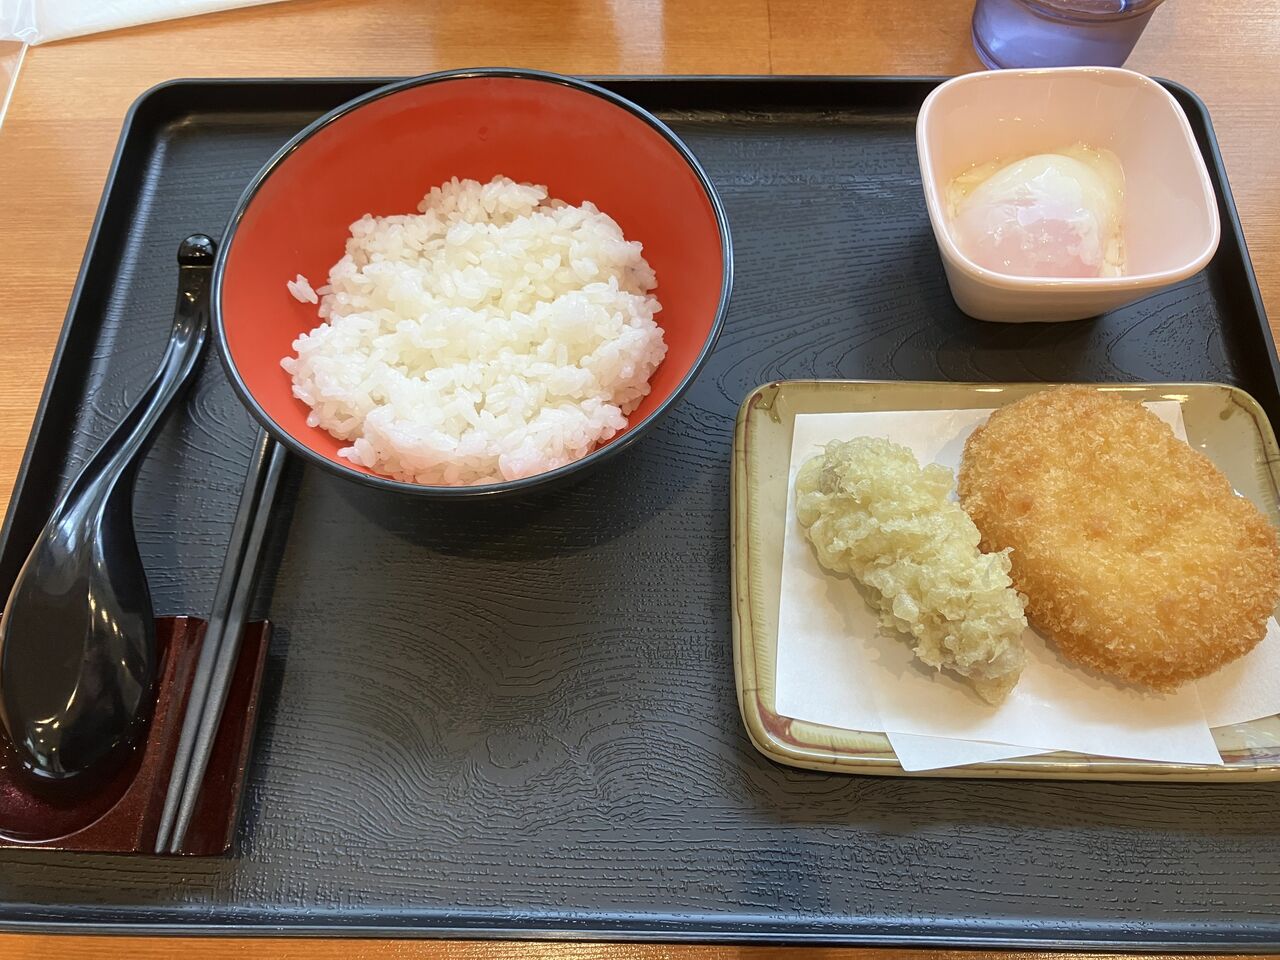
946;144;1125;279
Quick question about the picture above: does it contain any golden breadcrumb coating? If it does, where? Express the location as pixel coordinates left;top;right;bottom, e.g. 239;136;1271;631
796;437;1028;704
958;385;1280;690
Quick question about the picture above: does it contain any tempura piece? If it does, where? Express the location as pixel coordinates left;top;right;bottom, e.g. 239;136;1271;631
796;437;1028;704
958;386;1280;690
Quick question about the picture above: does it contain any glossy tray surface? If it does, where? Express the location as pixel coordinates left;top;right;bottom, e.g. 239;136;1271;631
1;77;1278;947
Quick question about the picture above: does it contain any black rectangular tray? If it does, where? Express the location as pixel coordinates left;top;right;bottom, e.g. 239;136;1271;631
2;76;1279;949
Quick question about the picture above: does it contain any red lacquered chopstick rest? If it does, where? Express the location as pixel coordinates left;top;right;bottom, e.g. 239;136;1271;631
0;615;270;856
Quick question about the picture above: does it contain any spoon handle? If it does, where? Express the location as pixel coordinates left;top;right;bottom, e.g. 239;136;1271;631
60;236;217;511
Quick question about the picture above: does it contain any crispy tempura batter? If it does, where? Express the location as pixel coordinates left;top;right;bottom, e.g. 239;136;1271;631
958;386;1280;690
796;437;1028;704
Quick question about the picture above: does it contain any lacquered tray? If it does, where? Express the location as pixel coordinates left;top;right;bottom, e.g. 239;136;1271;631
2;77;1279;948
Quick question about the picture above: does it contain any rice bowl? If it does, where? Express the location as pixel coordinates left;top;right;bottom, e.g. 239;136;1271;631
213;67;732;498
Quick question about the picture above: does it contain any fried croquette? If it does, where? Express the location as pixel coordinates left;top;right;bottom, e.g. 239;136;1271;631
958;385;1280;690
796;437;1028;704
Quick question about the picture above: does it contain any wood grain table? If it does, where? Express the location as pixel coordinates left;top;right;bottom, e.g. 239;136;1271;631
0;1;1277;957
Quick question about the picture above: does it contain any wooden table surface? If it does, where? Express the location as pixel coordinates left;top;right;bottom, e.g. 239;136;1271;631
0;0;1277;957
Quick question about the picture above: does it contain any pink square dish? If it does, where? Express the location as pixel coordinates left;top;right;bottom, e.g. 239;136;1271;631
916;67;1221;323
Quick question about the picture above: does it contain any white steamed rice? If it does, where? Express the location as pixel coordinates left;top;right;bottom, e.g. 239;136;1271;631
282;175;666;485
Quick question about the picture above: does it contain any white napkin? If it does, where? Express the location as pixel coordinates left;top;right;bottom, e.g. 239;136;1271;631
0;0;290;45
775;403;1280;771
884;732;1049;772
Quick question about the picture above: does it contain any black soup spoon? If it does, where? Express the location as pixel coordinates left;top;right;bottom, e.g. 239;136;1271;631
0;235;216;783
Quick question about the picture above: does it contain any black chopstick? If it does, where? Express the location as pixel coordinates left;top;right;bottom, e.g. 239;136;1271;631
154;428;284;853
165;434;286;853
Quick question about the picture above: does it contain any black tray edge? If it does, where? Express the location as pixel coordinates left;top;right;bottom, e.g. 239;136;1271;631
1156;76;1280;394
1;918;1277;951
0;82;156;591
3;74;1278;949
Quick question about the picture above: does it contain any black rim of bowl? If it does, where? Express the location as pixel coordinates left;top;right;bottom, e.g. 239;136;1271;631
212;66;734;498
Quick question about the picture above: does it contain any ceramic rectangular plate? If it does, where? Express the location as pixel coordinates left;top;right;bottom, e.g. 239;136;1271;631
731;380;1280;781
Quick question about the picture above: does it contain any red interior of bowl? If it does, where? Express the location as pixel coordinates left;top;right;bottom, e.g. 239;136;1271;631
219;74;726;481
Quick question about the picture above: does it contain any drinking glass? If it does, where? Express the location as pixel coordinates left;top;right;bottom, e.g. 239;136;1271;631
972;0;1166;69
